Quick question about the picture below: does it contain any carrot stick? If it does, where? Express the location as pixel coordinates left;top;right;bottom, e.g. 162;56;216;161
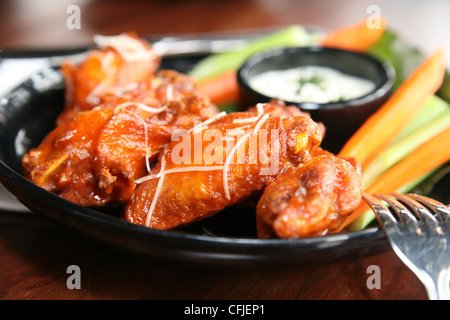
336;126;450;231
321;17;387;52
338;49;446;169
195;70;240;106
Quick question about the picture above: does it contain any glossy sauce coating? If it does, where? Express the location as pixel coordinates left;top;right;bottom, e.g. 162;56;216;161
256;154;363;238
22;95;217;207
125;101;323;229
58;32;161;126
21;31;364;238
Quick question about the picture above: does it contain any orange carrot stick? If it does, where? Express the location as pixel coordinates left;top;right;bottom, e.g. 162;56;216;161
196;70;240;106
336;126;450;231
338;49;446;169
321;17;387;52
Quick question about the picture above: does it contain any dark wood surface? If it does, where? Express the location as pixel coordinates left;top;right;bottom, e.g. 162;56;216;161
1;0;448;300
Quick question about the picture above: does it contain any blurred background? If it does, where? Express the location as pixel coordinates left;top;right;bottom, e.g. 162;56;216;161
0;0;449;60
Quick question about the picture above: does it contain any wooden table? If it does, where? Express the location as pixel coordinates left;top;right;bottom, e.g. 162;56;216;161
1;0;447;301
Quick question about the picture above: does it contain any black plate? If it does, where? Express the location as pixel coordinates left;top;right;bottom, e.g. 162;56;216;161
0;49;447;267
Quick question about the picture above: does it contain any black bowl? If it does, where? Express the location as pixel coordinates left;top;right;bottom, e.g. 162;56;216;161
237;46;395;152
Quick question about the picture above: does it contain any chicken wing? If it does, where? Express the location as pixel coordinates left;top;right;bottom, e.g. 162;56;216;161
22;95;218;207
256;154;363;238
125;101;323;229
58;32;161;126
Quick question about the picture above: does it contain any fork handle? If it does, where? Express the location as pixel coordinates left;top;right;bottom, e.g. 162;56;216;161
436;269;450;300
420;269;450;300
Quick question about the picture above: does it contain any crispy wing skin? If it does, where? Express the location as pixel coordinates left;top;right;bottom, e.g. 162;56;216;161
246;100;327;137
58;32;162;126
95;95;218;202
22;107;116;206
125;101;323;229
22;95;218;207
246;100;305;116
23;31;212;208
256;154;363;238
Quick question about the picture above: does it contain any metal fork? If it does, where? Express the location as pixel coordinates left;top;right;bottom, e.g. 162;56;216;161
363;192;450;300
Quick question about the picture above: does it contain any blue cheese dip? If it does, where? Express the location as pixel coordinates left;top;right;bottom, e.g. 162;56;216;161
248;66;376;104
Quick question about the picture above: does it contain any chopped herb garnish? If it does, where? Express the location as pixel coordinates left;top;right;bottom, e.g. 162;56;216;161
297;74;325;94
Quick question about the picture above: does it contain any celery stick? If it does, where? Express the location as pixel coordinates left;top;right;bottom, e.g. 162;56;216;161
362;109;450;186
347;96;450;231
188;25;320;82
391;95;449;144
346;170;434;231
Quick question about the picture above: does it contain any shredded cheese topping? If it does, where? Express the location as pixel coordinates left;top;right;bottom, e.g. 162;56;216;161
252;113;269;134
115;111;151;172
135;166;224;184
93;33;156;62
86;82;107;105
166;84;174;101
256;103;266;115
86;82;141;105
187;111;227;134
226;127;248;136
141;111;230;227
232;116;261;124
137;107;272;226
106;82;139;98
100;51;116;73
145;151;167;227
113;102;167;172
222;113;270;201
114;102;167;114
222;133;250;201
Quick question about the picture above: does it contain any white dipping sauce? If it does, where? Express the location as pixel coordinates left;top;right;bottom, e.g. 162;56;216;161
249;66;376;104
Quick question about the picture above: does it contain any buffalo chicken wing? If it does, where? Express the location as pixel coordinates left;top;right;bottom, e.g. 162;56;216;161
58;32;161;126
22;95;218;207
22;31;364;238
125;101;323;229
256;155;363;238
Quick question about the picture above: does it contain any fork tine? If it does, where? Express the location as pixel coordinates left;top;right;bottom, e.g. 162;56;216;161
364;192;450;300
391;192;439;223
406;194;450;222
375;193;417;222
362;194;397;227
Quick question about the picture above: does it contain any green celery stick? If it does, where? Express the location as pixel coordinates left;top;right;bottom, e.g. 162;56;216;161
391;95;449;144
347;95;449;231
347;98;449;231
362;108;450;186
188;25;320;82
346;170;435;231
